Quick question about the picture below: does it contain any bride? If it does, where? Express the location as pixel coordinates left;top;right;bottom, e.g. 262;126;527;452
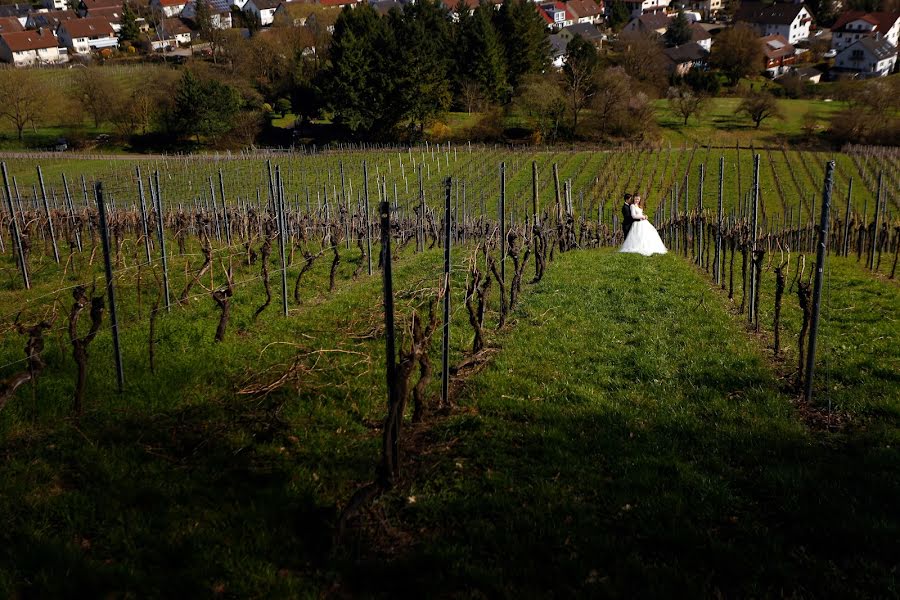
620;195;667;256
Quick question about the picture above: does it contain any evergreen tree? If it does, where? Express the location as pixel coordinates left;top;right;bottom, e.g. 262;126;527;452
172;70;241;142
457;3;509;104
119;1;139;43
606;0;630;30
324;4;394;135
388;0;452;138
194;0;213;39
493;0;550;89
664;11;692;47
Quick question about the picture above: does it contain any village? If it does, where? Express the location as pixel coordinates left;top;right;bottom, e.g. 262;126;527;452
0;0;896;80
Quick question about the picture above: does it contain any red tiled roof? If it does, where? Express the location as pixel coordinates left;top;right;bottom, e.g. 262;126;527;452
565;0;601;19
156;0;187;6
0;29;58;51
88;6;124;22
759;33;794;59
60;16;115;37
831;10;900;34
537;5;553;24
82;0;124;8
0;16;24;33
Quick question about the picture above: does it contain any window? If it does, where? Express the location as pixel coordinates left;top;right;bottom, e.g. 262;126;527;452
851;49;864;59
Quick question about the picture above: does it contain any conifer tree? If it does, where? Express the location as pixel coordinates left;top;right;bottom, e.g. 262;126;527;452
118;1;139;43
664;11;692;47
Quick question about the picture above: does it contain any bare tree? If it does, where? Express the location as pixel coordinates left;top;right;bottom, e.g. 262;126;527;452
738;90;782;128
0;69;46;141
667;85;707;126
591;67;631;135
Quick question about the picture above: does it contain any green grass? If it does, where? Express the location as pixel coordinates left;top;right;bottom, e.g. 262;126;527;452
354;250;899;597
0;234;897;596
654;98;847;146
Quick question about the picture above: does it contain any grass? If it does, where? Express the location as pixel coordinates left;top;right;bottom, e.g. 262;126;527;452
654;98;847;147
0;234;897;596
352;250;899;597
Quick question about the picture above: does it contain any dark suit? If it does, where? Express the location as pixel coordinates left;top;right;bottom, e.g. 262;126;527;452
622;202;634;238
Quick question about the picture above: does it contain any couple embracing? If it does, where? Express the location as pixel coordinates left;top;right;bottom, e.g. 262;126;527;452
620;193;667;256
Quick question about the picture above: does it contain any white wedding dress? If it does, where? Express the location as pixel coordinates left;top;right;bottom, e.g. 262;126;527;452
620;204;667;256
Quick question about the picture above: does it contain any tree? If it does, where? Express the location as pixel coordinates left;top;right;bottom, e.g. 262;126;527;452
514;73;566;143
664;11;692;47
171;70;242;142
619;32;667;85
323;4;394;135
562;34;599;131
667;85;707;125
606;0;630;30
738;90;781;128
275;97;291;118
456;2;509;104
76;68;120;129
119;1;139;43
493;0;550;89
0;70;47;141
710;24;764;85
194;0;213;38
388;0;453;138
591;67;632;135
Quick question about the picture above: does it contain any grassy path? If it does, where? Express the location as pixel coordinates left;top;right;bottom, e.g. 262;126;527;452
361;250;899;598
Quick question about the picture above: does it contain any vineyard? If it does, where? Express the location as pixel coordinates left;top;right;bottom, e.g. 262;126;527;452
0;144;898;597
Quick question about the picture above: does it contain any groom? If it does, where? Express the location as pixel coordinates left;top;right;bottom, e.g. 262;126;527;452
621;193;634;238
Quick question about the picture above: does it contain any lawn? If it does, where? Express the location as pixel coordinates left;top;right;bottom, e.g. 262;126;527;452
654;97;848;146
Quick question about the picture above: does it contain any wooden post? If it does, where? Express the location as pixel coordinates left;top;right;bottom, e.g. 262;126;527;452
869;172;882;270
379;199;399;476
136;167;152;265
749;154;760;325
276;166;289;317
364;160;372;275
500;162;506;284
219;170;232;246
2;163;29;289
442;178;451;408
842;178;852;257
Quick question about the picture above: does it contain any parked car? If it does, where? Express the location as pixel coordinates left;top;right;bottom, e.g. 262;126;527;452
823;49;837;58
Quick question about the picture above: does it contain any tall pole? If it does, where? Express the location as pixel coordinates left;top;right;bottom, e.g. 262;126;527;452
137;167;152;265
37;166;60;264
275;166;289;317
219;170;231;246
379;199;399;476
869;172;883;270
697;164;704;266
805;161;834;404
842;178;852;257
153;171;171;312
500;162;506;284
62;174;82;252
2;162;29;289
716;156;724;285
749;154;760;324
363;160;372;276
532;161;539;279
441;178;452;409
95;182;125;393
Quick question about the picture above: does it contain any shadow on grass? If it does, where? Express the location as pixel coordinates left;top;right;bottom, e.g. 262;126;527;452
346;398;900;598
0;395;341;598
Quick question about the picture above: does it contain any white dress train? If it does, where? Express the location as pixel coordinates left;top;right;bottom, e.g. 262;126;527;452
620;204;667;256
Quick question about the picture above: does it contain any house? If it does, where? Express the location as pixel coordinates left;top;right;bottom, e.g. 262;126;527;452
540;2;575;28
759;34;797;76
830;11;900;52
87;6;124;32
662;41;708;75
158;16;191;45
549;32;568;68
683;0;723;19
25;10;79;32
565;0;603;24
789;66;822;82
150;0;189;18
441;0;501;18
559;22;605;45
79;0;123;16
42;0;69;11
734;2;813;45
690;22;711;51
182;0;232;28
0;29;67;65
0;17;25;34
623;12;669;35
617;0;669;19
0;4;32;27
273;1;341;27
57;16;118;53
243;0;281;26
834;36;898;77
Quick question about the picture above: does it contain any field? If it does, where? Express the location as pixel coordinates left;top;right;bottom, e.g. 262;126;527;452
0;147;897;597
